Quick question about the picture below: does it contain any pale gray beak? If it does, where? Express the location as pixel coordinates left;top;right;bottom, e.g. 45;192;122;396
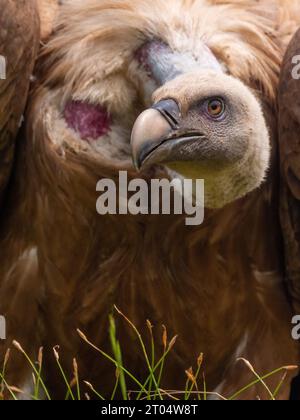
131;99;204;170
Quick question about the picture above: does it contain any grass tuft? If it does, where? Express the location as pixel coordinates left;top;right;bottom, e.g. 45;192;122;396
0;310;297;400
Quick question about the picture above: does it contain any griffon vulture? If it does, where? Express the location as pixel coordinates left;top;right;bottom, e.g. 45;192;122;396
0;0;300;400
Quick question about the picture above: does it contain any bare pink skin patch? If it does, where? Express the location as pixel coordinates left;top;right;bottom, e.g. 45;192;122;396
135;41;154;77
135;40;222;86
64;101;111;140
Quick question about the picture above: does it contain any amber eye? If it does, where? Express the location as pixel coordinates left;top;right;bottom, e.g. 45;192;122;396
207;99;225;118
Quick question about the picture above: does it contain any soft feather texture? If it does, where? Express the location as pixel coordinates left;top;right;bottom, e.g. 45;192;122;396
279;28;300;315
40;0;282;103
37;0;59;40
0;0;39;205
0;0;300;399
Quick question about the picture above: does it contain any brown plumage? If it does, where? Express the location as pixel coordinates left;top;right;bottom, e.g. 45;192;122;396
0;0;300;400
0;0;39;204
279;28;300;315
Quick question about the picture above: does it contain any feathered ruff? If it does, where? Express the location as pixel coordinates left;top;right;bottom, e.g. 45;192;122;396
39;0;291;105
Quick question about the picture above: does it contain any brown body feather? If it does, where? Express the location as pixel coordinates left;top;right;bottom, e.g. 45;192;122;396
0;0;39;204
0;0;300;399
279;28;300;315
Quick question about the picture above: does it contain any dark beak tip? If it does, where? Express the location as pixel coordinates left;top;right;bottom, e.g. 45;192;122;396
133;158;141;172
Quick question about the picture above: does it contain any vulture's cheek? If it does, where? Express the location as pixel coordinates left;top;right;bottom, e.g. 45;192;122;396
64;100;112;141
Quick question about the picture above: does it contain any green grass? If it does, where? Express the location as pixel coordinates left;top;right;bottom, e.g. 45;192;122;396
0;307;297;400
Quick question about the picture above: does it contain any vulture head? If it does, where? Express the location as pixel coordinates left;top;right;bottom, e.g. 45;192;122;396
132;65;270;208
29;0;279;210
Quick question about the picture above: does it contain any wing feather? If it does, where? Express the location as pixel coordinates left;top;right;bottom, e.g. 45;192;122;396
279;28;300;313
0;0;39;203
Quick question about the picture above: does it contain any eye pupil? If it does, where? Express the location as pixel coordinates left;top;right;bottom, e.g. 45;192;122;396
207;99;225;117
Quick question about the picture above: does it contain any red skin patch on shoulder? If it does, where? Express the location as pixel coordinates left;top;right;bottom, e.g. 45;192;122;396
64;101;111;140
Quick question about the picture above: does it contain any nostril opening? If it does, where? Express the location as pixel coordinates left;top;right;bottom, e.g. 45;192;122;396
164;109;179;127
152;99;181;129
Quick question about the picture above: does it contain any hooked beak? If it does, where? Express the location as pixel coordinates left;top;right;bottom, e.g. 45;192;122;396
131;99;204;171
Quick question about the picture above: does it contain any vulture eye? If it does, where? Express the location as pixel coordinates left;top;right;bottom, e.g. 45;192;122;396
207;98;225;118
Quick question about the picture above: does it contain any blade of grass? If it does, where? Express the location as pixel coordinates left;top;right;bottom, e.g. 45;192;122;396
64;378;77;401
77;329;149;397
186;354;203;400
137;335;177;400
153;325;168;401
109;315;127;400
137;390;227;400
228;365;298;400
0;373;18;400
184;378;190;400
73;358;81;401
84;381;105;400
111;369;120;400
53;346;75;401
272;371;287;400
237;359;276;400
114;306;162;400
13;341;51;401
146;320;155;400
1;349;10;397
34;347;43;400
202;373;207;401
